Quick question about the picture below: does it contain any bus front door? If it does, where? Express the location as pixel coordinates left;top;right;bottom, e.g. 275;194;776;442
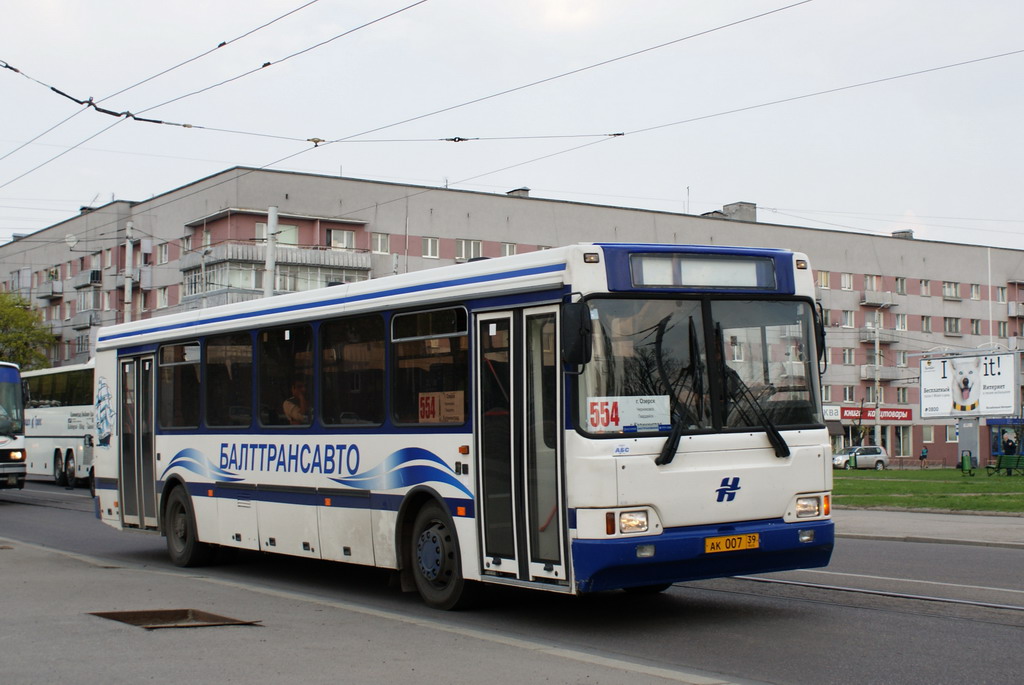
477;307;565;587
119;357;157;529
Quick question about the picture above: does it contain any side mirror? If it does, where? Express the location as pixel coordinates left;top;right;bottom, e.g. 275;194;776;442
561;301;593;367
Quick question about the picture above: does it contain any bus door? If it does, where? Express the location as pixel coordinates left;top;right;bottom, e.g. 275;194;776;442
119;356;157;529
476;307;565;585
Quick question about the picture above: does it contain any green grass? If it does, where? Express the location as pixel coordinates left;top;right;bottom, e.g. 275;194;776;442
832;468;1024;514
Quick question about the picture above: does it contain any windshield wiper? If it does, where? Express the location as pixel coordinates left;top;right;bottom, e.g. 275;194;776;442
654;315;703;466
717;324;790;458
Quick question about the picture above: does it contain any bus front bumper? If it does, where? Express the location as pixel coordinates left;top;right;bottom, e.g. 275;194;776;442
571;517;834;593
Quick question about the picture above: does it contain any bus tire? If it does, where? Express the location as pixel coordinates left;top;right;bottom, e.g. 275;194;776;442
411;501;472;610
53;453;67;487
64;451;76;487
165;487;214;567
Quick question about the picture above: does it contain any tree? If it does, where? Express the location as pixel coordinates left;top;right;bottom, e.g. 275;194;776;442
0;292;54;370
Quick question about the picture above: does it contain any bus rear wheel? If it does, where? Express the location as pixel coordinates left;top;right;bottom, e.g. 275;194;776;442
64;452;76;487
165;487;214;567
411;501;473;610
53;453;67;487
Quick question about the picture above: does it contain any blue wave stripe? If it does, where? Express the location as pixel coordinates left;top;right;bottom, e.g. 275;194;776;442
161;448;244;482
332;464;473;499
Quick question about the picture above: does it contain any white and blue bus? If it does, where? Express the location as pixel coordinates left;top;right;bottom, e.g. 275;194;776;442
93;243;833;608
22;361;95;487
0;361;27;490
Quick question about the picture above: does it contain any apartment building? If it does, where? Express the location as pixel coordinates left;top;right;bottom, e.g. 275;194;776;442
3;166;1022;465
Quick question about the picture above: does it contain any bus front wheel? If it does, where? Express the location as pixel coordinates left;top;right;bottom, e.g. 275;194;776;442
411;501;473;610
165;487;214;567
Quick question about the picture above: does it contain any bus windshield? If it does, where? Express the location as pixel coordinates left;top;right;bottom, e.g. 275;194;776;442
578;298;821;436
0;367;25;436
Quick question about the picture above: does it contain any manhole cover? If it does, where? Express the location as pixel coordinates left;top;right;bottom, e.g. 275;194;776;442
90;609;261;630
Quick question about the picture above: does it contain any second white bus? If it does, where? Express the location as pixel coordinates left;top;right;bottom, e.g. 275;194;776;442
22;361;95;487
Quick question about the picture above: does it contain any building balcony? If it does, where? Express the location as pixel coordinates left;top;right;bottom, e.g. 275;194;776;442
113;267;151;290
859;364;905;382
177;241;372;272
71;269;101;289
43;320;63;336
70;310;94;330
37;280;64;299
1008;302;1024;317
860;290;895;307
858;327;899;344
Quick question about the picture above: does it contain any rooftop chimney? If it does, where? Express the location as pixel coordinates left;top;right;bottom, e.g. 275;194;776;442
722;202;756;222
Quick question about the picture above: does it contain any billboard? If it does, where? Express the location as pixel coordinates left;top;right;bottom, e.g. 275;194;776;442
920;353;1020;419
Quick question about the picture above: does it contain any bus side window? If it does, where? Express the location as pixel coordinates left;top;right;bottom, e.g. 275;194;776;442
258;325;313;427
320;315;385;426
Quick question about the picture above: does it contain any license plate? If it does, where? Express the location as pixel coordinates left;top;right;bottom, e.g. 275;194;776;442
704;533;760;554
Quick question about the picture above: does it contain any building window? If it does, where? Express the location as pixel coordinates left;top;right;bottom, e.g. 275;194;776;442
896;351;908;367
997;287;1007;303
943;317;961;335
942;281;960;299
970;319;981;335
895;277;906;295
104;249;113;269
843;386;856;402
328;229;356;250
822;309;832;326
865;274;880;290
371;232;390;254
865;386;881;404
422;237;439;259
455;238;482;261
894;425;911;457
842;310;855;328
157;243;169;265
842;348;856;365
920;279;930;296
896;387;908;404
923;425;934;443
894;313;907;331
816;271;830;289
501;243;517;257
156;287;169;310
181;235;192;254
840;273;853;290
921;316;932;333
821;385;831;402
256;222;299;246
945;425;957;443
970;284;981;300
998;321;1008;338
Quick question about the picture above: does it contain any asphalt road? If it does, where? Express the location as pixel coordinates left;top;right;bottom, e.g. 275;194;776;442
2;482;1023;685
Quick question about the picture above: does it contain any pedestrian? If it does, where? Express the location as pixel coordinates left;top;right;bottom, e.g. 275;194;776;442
918;446;928;469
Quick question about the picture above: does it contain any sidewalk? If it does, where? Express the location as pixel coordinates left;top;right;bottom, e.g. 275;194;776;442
0;538;752;685
832;508;1024;549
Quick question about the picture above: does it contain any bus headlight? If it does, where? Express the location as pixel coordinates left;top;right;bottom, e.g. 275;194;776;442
9;450;24;461
619;510;649;534
795;496;821;518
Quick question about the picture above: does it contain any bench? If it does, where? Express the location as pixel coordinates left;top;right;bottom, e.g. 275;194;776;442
986;454;1024;476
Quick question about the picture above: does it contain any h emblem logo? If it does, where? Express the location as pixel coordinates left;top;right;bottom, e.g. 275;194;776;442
716;477;741;502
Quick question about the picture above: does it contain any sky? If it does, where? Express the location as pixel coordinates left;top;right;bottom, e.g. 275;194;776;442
1;0;1023;251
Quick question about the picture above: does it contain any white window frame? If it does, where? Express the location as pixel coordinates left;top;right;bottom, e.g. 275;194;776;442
455;238;482;261
840;273;853;290
422;237;439;259
371;232;390;254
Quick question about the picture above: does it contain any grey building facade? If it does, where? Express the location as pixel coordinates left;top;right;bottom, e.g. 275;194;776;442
3;166;1023;465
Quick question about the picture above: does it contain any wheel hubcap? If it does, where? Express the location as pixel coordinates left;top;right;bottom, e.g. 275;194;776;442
416;523;447;582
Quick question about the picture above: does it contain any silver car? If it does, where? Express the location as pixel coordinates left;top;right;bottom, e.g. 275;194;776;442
833;446;889;470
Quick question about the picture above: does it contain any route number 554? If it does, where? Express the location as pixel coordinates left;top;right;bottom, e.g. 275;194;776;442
588;400;620;429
